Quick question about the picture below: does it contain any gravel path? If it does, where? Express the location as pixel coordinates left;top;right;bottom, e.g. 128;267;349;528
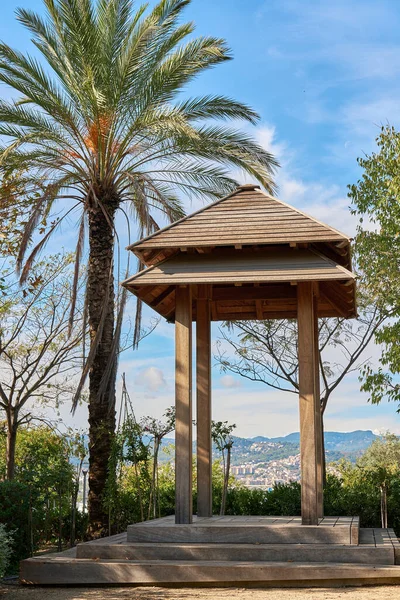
2;585;400;600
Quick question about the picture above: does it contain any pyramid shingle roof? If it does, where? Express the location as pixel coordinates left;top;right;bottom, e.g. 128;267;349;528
128;185;351;267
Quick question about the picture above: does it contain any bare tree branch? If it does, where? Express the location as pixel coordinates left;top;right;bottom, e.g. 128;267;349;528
216;290;388;417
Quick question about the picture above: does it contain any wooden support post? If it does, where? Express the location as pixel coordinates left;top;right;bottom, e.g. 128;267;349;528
196;285;212;517
314;291;324;519
175;285;193;524
297;282;319;525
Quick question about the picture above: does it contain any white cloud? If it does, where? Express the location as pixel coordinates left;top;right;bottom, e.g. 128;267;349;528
211;381;400;438
255;125;288;162
135;366;167;393
41;372;400;439
341;97;400;141
279;178;306;199
253;122;357;236
219;375;241;389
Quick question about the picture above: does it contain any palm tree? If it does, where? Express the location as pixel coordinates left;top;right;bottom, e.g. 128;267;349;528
0;0;277;533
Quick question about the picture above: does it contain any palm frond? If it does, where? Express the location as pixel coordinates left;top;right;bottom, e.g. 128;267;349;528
176;95;260;125
19;217;60;284
1;0;278;420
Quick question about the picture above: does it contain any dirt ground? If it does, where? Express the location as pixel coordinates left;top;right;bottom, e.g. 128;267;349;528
2;584;400;600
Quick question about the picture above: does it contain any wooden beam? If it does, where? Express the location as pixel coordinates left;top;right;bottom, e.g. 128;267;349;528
320;291;346;318
175;285;193;524
314;291;324;519
212;285;296;302
256;300;264;320
151;286;174;309
211;301;218;321
196;284;212;517
212;310;299;321
197;247;214;254
297;282;319;526
320;281;353;317
146;248;179;266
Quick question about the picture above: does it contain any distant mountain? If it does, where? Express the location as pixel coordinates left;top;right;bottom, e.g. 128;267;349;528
159;430;379;465
230;430;379;465
249;430;377;452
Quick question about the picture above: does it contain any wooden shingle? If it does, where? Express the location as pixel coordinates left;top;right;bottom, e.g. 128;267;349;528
128;185;351;267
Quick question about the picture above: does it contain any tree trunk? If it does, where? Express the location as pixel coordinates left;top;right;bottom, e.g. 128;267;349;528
87;198;118;535
70;480;78;547
220;446;231;516
321;410;327;487
58;486;63;551
148;437;160;520
380;484;388;529
153;438;160;519
5;409;18;480
134;461;144;522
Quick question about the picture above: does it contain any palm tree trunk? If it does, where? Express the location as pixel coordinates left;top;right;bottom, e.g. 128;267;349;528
87;198;117;535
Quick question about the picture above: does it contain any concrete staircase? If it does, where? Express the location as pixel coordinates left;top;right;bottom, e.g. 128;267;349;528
20;517;400;588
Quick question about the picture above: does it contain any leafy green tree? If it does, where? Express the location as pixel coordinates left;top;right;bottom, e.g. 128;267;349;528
67;431;87;547
212;420;236;515
0;254;83;480
330;460;381;528
141;406;175;519
105;413;150;533
0;0;277;532
357;433;400;528
0;425;77;554
349;125;400;409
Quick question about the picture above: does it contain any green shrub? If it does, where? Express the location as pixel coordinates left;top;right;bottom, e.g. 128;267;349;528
267;482;301;515
225;481;301;516
61;509;89;544
0;481;31;570
0;524;13;578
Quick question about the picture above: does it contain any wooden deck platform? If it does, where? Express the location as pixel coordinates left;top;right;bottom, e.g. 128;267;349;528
20;517;400;587
127;515;360;545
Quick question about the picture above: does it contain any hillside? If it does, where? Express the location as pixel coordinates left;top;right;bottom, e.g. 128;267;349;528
158;430;379;487
159;430;378;464
233;430;378;465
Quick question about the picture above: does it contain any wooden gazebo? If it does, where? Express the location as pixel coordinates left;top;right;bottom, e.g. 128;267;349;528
23;187;400;587
123;184;356;527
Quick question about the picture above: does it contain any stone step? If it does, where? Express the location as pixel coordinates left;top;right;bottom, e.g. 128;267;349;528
127;516;359;545
20;557;400;587
76;541;395;564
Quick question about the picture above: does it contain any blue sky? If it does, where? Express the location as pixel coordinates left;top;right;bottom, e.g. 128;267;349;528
2;0;400;437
